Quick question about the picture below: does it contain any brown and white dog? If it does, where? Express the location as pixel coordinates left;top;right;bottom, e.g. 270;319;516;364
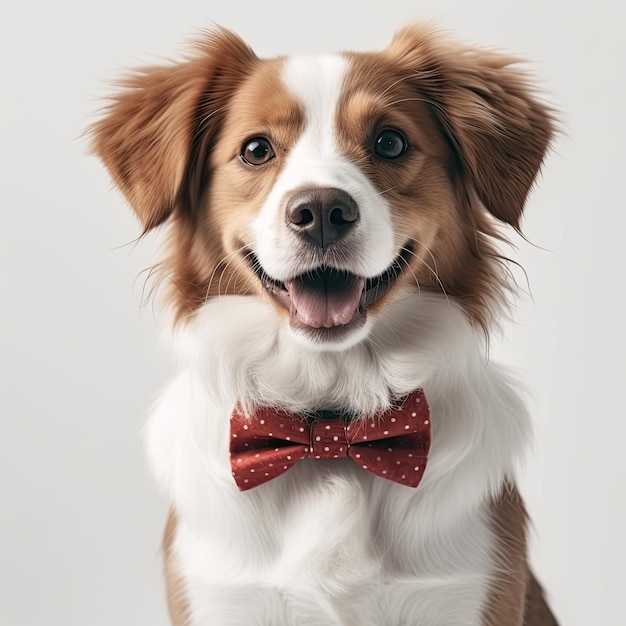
92;24;559;625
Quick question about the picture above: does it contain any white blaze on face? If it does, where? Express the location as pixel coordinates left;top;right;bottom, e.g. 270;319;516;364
251;54;396;282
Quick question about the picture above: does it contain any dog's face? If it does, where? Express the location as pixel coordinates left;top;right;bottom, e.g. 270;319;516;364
210;52;455;348
92;26;553;349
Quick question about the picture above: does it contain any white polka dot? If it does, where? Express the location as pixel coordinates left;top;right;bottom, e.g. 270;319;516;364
244;479;249;484
285;436;291;441
304;447;309;452
396;460;401;465
255;453;260;458
416;398;421;403
382;470;387;475
237;459;242;464
259;420;265;425
268;432;273;436
388;447;393;452
411;412;416;417
355;453;361;458
274;448;279;452
414;466;420;471
424;420;429;425
244;443;249;447
325;424;331;430
250;469;255;473
287;455;292;460
383;430;389;435
333;436;339;441
339;447;344;452
279;424;284;428
243;424;249;430
232;434;237;438
363;435;368;440
370;423;375;428
408;453;413;458
376;456;381;461
315;455;321;459
268;463;273;467
299;427;305;432
283;465;288;469
404;425;410;430
333;455;339;458
324;446;330;452
390;417;396;423
362;465;368;469
265;473;269;476
316;436;321;441
401;475;406;480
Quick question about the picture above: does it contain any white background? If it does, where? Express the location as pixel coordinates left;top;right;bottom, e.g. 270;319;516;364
1;1;625;624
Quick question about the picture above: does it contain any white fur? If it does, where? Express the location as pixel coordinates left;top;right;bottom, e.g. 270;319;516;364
252;55;396;284
143;54;532;625
145;293;529;625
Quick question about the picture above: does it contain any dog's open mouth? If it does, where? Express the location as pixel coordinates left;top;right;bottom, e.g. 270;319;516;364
247;243;413;333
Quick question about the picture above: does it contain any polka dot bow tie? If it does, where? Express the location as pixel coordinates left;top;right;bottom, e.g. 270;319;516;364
230;390;430;491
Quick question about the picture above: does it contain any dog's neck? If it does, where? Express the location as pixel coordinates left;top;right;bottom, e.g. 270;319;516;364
169;291;484;418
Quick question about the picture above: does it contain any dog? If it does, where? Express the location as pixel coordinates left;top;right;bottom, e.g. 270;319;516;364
92;24;559;625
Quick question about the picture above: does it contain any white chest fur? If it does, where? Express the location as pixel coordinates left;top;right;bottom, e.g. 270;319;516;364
145;293;530;625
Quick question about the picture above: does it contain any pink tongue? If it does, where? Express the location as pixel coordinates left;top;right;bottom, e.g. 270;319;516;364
285;271;365;328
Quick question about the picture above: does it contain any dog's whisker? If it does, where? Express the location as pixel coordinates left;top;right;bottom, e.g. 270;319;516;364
381;94;449;119
397;247;422;298
398;238;450;307
372;185;400;197
204;247;251;303
196;105;226;132
378;73;420;99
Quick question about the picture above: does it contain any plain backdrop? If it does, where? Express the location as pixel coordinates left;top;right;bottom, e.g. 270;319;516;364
1;1;625;624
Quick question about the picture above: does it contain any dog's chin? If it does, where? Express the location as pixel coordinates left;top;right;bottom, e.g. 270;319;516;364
246;244;413;350
286;298;372;351
289;318;373;351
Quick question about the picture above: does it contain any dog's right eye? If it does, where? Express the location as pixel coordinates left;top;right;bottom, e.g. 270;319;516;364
241;138;275;166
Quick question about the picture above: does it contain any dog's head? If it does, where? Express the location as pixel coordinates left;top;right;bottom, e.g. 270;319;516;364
92;25;553;349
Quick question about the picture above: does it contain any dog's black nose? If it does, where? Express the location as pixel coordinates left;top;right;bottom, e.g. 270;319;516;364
285;188;359;249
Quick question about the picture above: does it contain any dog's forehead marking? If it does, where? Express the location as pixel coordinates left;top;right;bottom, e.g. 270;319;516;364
281;54;348;151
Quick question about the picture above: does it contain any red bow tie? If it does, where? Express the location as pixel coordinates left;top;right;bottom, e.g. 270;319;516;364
230;390;430;491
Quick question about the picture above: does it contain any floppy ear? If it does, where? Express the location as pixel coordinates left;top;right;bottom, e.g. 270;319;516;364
388;26;555;229
90;28;257;232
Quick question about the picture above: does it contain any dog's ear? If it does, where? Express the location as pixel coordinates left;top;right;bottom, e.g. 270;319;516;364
388;26;555;230
90;28;257;232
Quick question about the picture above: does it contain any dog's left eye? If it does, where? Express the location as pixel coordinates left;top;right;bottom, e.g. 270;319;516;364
241;137;275;166
373;129;409;160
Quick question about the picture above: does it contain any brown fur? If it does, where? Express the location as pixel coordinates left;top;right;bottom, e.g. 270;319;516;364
484;483;559;625
91;26;554;330
387;26;553;231
91;29;258;232
91;25;557;624
163;511;190;626
343;26;554;330
90;29;264;321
